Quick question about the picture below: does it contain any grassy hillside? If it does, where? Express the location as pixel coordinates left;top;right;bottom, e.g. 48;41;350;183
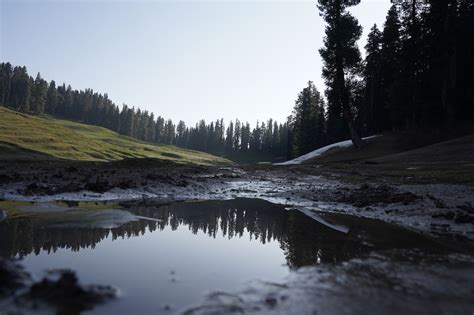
301;134;474;184
0;107;231;165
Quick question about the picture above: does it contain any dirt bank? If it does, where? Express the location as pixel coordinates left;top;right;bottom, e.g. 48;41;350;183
1;158;473;242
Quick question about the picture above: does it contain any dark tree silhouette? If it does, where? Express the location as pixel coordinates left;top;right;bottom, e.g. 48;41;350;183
318;0;365;148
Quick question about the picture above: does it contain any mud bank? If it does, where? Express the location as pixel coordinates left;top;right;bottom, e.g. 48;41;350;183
183;251;474;315
1;160;473;241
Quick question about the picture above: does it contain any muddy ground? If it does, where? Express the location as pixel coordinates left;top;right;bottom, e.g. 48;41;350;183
0;158;473;314
0;158;473;241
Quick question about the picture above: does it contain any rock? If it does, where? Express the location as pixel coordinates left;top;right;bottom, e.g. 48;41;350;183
363;160;378;165
0;257;30;298
85;179;110;193
432;211;455;220
117;179;134;189
265;296;278;308
22;270;116;314
426;194;446;208
26;182;38;190
337;184;419;207
457;203;474;214
0;174;13;183
52;172;64;179
65;166;78;173
454;213;474;224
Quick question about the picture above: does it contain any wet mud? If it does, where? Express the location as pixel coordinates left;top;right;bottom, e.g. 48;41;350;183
0;160;473;314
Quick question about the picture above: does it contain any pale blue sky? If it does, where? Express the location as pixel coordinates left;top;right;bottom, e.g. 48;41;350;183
1;0;391;125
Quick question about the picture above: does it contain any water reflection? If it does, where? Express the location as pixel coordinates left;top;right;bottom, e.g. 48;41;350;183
0;198;442;267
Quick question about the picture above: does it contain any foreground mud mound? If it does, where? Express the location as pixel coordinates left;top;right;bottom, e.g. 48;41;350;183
0;258;29;298
336;184;420;207
0;258;116;314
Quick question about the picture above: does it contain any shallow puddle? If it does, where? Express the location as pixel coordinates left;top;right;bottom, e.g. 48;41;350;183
0;198;468;314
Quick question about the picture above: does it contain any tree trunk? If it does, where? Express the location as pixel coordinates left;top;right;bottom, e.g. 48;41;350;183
334;0;365;148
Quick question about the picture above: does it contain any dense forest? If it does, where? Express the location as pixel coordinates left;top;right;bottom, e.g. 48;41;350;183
1;1;473;160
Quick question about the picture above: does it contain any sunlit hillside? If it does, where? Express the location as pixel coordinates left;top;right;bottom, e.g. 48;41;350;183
0;107;231;165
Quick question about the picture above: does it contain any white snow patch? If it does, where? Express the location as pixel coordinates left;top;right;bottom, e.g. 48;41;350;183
274;135;380;166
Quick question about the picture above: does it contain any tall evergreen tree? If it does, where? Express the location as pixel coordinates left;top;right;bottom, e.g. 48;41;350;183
0;63;13;106
240;123;251;151
45;80;59;114
31;73;48;114
318;0;364;148
362;24;383;133
379;6;402;130
10;66;31;111
391;0;427;129
456;0;474;122
155;116;165;142
225;121;234;152
176;120;186;146
250;122;262;152
291;81;326;156
233;119;241;151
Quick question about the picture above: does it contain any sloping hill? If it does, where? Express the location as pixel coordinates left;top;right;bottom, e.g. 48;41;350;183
275;135;380;165
0;107;230;165
279;133;473;184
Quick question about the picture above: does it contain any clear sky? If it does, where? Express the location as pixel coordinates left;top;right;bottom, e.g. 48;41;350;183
1;0;391;126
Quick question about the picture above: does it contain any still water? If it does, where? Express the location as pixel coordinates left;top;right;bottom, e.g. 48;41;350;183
0;198;453;314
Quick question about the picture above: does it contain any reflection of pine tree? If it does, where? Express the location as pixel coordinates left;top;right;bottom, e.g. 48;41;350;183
0;199;371;268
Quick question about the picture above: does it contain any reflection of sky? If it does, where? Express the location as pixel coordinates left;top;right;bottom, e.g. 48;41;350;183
1;0;390;125
21;223;288;314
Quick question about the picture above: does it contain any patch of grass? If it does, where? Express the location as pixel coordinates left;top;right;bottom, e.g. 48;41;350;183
161;152;182;159
0;107;231;165
75;201;120;211
0;200;38;219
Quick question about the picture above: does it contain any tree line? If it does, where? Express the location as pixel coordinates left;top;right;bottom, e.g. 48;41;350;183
309;0;474;150
1;0;473;160
0;64;290;159
288;0;473;156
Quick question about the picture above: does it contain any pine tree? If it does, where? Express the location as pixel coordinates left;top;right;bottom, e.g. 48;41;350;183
45;80;59;114
380;6;402;130
363;24;383;133
0;63;13;106
456;0;474;122
10;66;31;111
263;119;273;153
176;120;186;146
271;122;280;155
420;0;459;127
291;81;325;156
164;119;175;144
31;73;48;114
250;122;262;152
154;116;165;142
63;85;73;117
318;0;364;148
240;123;251;151
233;119;241;151
225;121;234;152
391;0;427;129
